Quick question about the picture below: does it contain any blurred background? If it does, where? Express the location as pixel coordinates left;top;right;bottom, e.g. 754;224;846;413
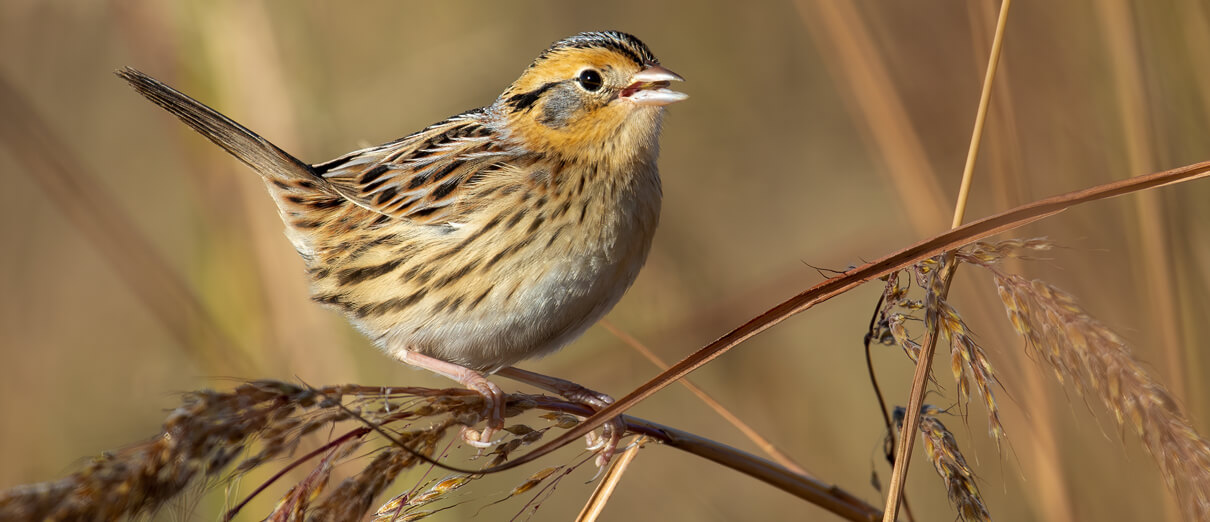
2;1;1209;520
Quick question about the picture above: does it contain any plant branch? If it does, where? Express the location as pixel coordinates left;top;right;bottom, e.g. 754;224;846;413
600;319;811;477
618;415;881;521
884;1;1012;519
576;437;647;522
495;158;1210;473
951;0;1012;229
0;384;883;522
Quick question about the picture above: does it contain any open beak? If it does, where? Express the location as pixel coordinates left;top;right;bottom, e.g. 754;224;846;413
621;64;688;106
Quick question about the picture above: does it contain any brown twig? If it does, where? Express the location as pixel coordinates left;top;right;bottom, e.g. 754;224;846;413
495;159;1210;474
576;437;647;522
620;416;881;521
862;292;920;520
884;1;1013;519
600;320;811;477
225;426;371;520
885;254;957;521
0;383;884;522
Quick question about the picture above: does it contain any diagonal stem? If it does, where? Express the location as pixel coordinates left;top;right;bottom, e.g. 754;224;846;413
492;158;1210;474
884;1;1012;520
882;255;957;521
951;0;1012;229
576;437;647;522
600;320;811;477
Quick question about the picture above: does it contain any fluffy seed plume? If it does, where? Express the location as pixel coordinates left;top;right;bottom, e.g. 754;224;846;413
961;239;1210;519
0;381;578;521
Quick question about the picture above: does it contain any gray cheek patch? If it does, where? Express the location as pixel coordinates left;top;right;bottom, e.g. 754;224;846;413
539;84;586;129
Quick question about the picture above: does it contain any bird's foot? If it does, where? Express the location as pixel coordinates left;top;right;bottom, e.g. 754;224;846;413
397;350;506;448
496;367;624;466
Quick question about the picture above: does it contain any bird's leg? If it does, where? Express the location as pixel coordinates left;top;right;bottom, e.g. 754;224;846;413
496;366;624;466
398;350;504;448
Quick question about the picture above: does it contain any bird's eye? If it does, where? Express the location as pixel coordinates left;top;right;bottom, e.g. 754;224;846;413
576;69;603;92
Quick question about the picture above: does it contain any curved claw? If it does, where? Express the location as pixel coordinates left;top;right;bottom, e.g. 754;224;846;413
589;416;626;467
460;425;496;449
536;378;624;465
467;379;506;428
463;376;506;448
494;367;625;466
397;350;506;447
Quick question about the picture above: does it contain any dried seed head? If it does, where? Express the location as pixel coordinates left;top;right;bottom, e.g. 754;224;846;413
936;300;1005;442
894;406;991;521
957;238;1054;267
0;382;592;521
887;313;923;362
962;240;1210;520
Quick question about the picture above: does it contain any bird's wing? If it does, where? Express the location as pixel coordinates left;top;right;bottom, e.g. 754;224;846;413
315;109;515;224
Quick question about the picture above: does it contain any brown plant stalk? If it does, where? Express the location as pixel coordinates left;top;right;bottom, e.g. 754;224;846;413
5;46;1210;521
885;0;1013;517
0;382;883;522
502;160;1210;474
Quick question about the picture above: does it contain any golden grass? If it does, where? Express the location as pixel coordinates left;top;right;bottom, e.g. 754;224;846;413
0;382;466;520
8;229;1209;521
0;381;884;521
4;2;1210;520
865;238;1210;520
964;240;1210;520
893;405;990;522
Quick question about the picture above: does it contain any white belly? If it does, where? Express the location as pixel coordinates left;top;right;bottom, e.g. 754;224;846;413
371;175;660;372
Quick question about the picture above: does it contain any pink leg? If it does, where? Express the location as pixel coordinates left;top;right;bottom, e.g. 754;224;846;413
496;366;625;466
399;350;504;448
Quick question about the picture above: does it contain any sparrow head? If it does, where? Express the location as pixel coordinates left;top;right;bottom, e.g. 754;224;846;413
496;31;686;163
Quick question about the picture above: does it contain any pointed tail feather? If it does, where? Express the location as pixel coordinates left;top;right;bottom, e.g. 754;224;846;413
116;67;318;183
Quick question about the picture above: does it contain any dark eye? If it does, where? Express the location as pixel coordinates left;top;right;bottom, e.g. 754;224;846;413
576;69;603;92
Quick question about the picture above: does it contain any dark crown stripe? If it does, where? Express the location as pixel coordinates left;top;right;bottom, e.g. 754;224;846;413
541;31;657;67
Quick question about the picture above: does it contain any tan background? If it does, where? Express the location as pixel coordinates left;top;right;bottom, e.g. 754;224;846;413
2;1;1209;520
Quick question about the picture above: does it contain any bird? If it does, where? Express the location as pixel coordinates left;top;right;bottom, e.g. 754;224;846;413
117;31;685;461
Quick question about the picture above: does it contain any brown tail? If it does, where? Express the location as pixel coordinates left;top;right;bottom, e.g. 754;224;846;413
116;67;319;183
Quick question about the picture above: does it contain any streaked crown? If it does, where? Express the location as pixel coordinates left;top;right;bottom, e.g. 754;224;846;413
494;31;684;163
532;31;659;69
